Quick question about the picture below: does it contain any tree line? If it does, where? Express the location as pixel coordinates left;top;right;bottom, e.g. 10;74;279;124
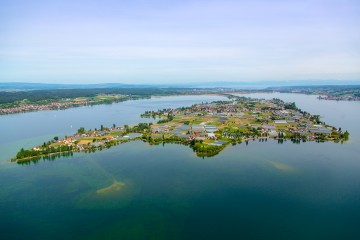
0;88;193;104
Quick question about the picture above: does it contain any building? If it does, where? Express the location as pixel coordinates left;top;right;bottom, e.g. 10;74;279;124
274;120;287;124
204;125;218;133
191;124;205;133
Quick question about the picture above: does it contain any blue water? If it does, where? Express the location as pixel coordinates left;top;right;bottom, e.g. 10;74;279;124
0;94;360;239
0;95;227;162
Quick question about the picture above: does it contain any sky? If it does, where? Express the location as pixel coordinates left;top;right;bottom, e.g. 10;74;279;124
0;0;359;84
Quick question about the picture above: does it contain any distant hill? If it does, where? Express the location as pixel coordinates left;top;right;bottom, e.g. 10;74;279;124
0;82;153;91
0;80;359;91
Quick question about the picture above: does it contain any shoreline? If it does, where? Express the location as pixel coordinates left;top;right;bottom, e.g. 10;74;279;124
2;90;359;116
12;134;346;164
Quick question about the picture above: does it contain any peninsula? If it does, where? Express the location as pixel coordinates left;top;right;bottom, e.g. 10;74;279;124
12;96;350;163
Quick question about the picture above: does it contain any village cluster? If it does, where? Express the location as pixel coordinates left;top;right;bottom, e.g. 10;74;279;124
144;97;346;143
0;101;89;115
0;94;128;115
317;95;360;101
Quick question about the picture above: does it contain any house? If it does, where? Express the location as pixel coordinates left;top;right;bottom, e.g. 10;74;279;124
309;126;332;134
175;133;191;139
268;130;278;137
191;124;205;133
207;133;216;138
274;120;287;124
151;125;169;133
262;125;276;130
175;124;190;131
204;125;218;133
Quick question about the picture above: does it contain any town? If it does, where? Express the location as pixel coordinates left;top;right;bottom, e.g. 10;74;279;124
0;94;135;115
266;85;360;101
13;96;350;163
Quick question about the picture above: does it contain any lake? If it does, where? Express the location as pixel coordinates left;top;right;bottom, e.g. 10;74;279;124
0;93;360;239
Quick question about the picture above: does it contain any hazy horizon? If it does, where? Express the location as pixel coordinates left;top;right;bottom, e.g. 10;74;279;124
1;0;359;84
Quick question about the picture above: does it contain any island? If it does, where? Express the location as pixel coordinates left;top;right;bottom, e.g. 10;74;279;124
12;96;350;164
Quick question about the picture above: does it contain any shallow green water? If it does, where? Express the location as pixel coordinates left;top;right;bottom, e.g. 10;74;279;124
1;94;360;239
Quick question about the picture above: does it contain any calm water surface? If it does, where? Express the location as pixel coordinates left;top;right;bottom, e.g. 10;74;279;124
0;94;359;239
0;95;226;162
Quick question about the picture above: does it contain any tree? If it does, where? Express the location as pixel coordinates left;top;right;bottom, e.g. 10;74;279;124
77;127;85;134
124;125;129;133
54;136;59;141
285;102;297;110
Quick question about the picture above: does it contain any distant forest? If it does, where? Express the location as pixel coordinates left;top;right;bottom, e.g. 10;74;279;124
0;88;191;104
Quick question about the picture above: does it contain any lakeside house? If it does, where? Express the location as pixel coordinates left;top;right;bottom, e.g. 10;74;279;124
268;130;278;137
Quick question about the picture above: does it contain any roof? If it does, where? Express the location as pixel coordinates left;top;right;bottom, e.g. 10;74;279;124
174;124;190;131
176;133;190;139
310;127;332;134
192;124;205;131
205;125;218;133
262;125;276;130
126;133;143;139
